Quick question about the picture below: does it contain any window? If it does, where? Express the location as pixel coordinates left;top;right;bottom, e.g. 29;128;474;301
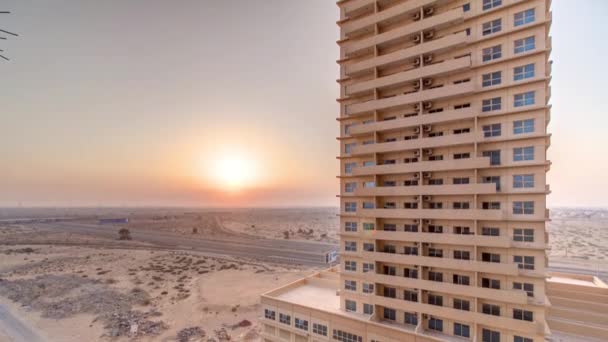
453;202;470;209
513;201;534;214
313;323;327;336
428;271;443;282
515;8;535;26
383;307;396;321
363;303;374;315
362;201;375;209
453;274;470;285
384;202;396;209
454;250;471;260
404;268;418;278
344;143;356;154
345;202;356;212
515;336;533;342
362;263;374;273
344;124;352;135
454;103;471;109
482;304;501;316
429;178;444;185
453;128;470;134
363;160;374;167
481;227;500;236
279;313;291;325
482;45;502;62
384;265;396;276
428;132;443;137
454;323;470;338
383;244;396;253
383;181;396;187
482;97;502;112
513;146;534;161
454;298;470;311
404;246;418;255
453;177;470;184
514;308;534;321
482;71;502;87
428;225;443;233
428;248;443;258
345;222;357;232
514;174;534;188
428;202;443;209
363;243;374;252
345;280;357;291
295;318;309;331
482;252;501;263
345;300;357;312
265;309;276;320
514;63;535;81
363;283;374;294
482;328;500;342
345;241;357;252
514;228;534;242
514;255;535;270
404;312;418;325
345;260;357;271
364;181;376;188
483;123;501;137
403;202;418;209
383;223;396;231
514;282;534;297
345;182;356;193
483;0;502;10
463;3;470;12
404;224;418;232
404;290;418;302
482;176;501;191
455;226;472;235
345;162;356;174
363;222;375;231
515;36;535;54
514;118;535;134
482;150;501;165
333;329;362;342
482;277;501;289
482;19;502;36
429;317;443;332
428;155;443;161
428;294;443;306
482;201;501;210
454;153;471;160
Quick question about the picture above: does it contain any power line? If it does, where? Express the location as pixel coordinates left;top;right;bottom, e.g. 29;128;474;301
1;10;16;61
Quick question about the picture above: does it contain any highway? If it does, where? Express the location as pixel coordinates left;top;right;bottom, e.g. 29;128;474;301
32;222;337;267
0;304;44;342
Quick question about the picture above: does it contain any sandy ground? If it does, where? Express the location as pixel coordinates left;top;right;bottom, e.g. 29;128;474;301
0;244;312;342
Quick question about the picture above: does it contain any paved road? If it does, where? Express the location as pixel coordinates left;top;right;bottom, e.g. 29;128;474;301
0;305;44;342
33;222;337;267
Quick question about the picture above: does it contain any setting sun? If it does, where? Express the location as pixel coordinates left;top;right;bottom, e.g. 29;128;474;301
212;155;257;191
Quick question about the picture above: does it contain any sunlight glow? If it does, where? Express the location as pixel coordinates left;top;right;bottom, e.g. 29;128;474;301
211;154;257;191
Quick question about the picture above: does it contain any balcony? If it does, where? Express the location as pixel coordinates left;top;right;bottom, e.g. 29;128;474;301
346;56;471;96
354;183;497;197
343;7;465;56
345;31;468;75
350;132;476;156
361;251;518;275
341;0;436;36
348;107;475;136
359;208;506;221
337;0;375;17
371;230;511;248
365;273;528;304
346;81;475;116
371;295;545;335
352;157;490;176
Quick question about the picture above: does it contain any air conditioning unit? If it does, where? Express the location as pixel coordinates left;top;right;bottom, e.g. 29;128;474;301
414;103;421;111
412;12;421;21
423;79;433;87
414;127;420;134
413;57;421;66
423;125;432;132
426;150;433;156
413;34;421;43
413;196;419;201
423;196;432;201
414;150;421;157
424;30;435;40
413;82;421;90
424;7;435;16
424;54;434;63
423;102;433;110
414;173;421;179
423;172;432;178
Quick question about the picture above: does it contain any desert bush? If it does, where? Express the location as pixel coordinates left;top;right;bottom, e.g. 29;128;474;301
118;228;132;240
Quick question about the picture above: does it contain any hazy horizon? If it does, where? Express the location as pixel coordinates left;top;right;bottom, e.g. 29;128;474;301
2;0;608;207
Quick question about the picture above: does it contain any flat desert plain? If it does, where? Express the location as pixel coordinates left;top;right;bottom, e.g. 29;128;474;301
0;207;606;341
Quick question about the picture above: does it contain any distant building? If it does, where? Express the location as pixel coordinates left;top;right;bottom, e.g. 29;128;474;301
98;218;129;224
